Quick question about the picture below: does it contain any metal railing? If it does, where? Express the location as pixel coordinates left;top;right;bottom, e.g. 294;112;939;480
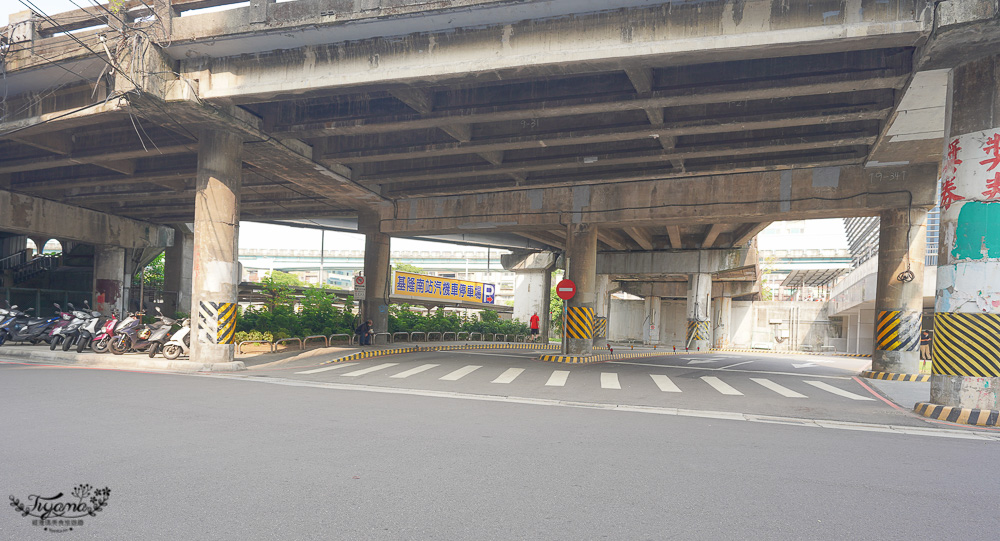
238;340;273;354
469;332;482;341
329;333;353;345
427;331;442;342
410;331;426;342
392;332;410;343
372;332;391;345
273;337;303;351
303;335;329;348
457;332;470;341
442;332;456;341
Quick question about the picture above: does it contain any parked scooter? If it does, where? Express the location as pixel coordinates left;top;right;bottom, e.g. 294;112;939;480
110;309;175;356
3;304;60;345
91;312;120;354
0;305;16;347
48;303;85;350
161;318;191;360
75;308;106;353
58;302;102;352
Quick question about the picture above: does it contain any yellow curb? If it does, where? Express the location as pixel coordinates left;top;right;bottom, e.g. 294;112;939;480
914;402;1000;426
860;370;930;382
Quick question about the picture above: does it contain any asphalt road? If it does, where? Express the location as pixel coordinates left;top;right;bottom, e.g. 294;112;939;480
2;358;999;540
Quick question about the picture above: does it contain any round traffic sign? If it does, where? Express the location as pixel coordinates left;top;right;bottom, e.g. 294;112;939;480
556;279;576;300
354;275;365;286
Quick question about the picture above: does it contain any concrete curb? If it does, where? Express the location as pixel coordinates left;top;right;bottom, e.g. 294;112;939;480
0;347;246;372
317;343;617;365
711;348;871;358
539;351;678;364
913;402;1000;426
860;370;931;382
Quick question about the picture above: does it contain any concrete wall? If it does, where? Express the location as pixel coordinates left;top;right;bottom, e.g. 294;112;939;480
730;301;844;351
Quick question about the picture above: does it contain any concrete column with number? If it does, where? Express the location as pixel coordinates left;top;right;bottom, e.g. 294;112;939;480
927;54;1000;415
565;223;597;356
359;210;390;343
190;130;242;365
872;207;928;374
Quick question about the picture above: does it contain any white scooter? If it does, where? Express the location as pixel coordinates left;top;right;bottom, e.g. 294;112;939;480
161;318;190;360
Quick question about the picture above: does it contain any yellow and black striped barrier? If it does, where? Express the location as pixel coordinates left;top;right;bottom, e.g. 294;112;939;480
932;312;1000;377
539;351;678;364
594;317;608;339
914;402;1000;426
317;342;615;365
860;370;930;382
199;301;237;345
875;310;920;351
710;348;871;358
687;319;709;343
566;306;595;340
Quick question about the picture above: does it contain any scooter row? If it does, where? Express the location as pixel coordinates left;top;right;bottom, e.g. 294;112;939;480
0;303;191;359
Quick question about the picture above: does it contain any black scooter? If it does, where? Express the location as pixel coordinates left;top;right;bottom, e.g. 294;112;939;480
1;304;60;345
110;308;175;357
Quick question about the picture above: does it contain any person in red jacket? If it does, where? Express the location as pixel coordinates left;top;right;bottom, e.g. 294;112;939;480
529;312;540;342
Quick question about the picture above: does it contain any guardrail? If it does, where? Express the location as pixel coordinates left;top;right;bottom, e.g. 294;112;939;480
392;332;409;343
485;333;495;342
410;331;426;342
468;332;482;341
274;337;303;351
427;331;442;341
303;335;328;348
237;340;273;354
442;332;456;341
372;332;391;345
515;334;526;343
329;333;353;345
457;332;469;341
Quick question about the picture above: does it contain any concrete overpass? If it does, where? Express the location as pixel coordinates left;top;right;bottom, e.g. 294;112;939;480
3;0;1000;414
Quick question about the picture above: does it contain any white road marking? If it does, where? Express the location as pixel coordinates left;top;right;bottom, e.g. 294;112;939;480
750;378;807;398
440;365;482;381
295;363;357;375
390;364;439;378
203;374;1000;441
545;370;570;387
719;361;753;370
341;363;399;377
650;374;681;393
701;376;743;395
688;360;716;365
601;373;621;389
792;363;817;368
492;368;525;384
804;380;875;401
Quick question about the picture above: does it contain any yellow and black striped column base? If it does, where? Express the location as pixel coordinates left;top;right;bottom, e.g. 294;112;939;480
860;370;930;382
539;351;673;364
686;319;709;343
566;306;595;340
594;317;608;339
932;313;1000;377
198;301;237;345
875;310;920;351
913;402;1000;427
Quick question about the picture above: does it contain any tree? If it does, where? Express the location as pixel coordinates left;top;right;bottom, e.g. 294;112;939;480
393;262;423;274
267;270;304;287
135;252;164;289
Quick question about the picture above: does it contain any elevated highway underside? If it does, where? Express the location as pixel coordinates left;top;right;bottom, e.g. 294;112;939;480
3;0;1000;413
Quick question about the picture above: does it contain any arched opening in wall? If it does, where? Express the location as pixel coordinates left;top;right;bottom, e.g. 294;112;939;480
42;239;63;255
25;238;38;256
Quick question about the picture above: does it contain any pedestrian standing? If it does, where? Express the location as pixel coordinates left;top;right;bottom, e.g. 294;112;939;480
920;330;932;360
529;312;540;342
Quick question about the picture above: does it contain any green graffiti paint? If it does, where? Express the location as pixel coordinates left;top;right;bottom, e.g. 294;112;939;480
952;202;1000;260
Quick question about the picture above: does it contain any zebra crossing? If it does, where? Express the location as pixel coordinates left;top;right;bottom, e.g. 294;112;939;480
294;362;875;401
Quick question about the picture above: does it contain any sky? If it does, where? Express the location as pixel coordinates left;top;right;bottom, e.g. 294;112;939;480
8;0;849;253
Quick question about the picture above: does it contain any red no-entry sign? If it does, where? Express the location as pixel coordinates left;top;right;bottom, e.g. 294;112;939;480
556;279;576;300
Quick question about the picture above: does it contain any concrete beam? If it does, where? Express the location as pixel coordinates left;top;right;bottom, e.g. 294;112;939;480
597;248;756;279
0;189;174;248
380;164;940;235
619;281;688;299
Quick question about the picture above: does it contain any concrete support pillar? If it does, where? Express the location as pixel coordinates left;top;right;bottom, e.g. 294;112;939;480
594;274;612;347
930;54;1000;411
686;273;712;350
506;251;557;344
190;130;242;365
93;245;125;316
872;207;927;374
359;210;390;343
643;296;661;345
163;225;194;316
714;295;733;349
565;223;597;355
